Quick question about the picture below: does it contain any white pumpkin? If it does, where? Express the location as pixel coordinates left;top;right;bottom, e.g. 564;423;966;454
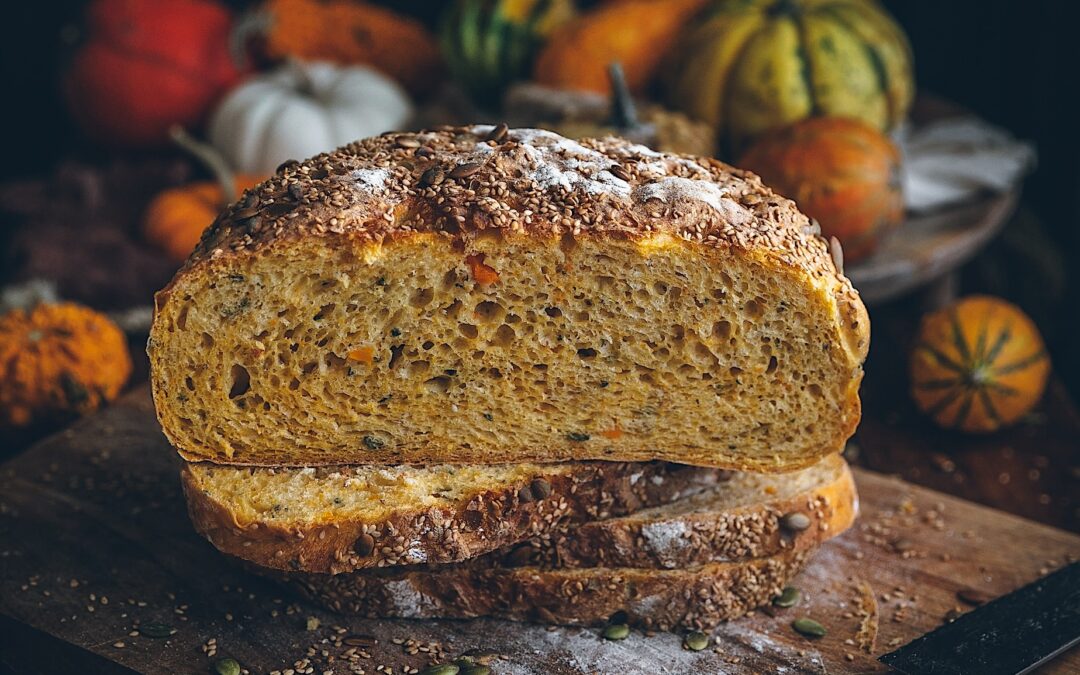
208;61;413;175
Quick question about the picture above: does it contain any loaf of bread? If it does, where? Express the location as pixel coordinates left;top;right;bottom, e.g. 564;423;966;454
150;126;868;470
183;460;726;573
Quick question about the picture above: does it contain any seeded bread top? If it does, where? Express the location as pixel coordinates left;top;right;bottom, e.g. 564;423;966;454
174;125;867;360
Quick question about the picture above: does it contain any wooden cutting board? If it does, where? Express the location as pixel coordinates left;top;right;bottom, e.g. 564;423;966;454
1;389;1078;675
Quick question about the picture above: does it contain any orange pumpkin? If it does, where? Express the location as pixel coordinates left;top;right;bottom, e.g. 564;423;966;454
254;0;442;94
738;117;904;264
0;302;132;428
533;0;708;95
910;296;1050;433
144;128;264;262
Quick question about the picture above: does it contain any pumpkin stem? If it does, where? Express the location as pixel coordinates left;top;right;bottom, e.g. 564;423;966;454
607;62;638;130
169;126;237;205
228;10;272;70
286;58;317;97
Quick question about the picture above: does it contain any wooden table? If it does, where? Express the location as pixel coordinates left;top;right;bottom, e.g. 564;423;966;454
1;389;1078;674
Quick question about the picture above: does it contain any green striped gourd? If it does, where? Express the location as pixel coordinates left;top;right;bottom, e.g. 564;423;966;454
667;0;914;154
441;0;575;106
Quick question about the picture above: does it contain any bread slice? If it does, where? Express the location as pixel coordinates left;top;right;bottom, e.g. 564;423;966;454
284;548;815;631
505;453;855;569
271;457;855;629
149;126;868;470
182;460;727;573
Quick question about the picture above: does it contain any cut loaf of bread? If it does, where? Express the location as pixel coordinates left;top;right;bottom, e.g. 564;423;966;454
283;547;815;631
183;460;726;573
150;126;868;470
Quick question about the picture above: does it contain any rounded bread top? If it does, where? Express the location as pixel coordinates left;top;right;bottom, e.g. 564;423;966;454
178;124;867;360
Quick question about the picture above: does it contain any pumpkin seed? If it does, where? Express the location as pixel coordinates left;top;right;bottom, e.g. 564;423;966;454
683;630;709;651
342;633;377;647
566;432;590;442
458;666;490;675
773;586;801;608
609;165;631;182
780;512;811;532
261;202;294;217
486;122;509;143
602;623;630;640
418;665;459;675
287;183;304;201
233;206;260;220
530;478;552;500
354;533;376;557
415;146;435;158
396;137;421;148
420;166;445;187
139;622;175;638
517;485;535;503
792;617;826;638
829;236;844;274
214;657;241;675
505;543;536;567
276;159;300;174
450;162;483;179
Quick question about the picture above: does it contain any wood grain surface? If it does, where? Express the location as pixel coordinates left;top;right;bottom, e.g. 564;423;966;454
1;389;1078;675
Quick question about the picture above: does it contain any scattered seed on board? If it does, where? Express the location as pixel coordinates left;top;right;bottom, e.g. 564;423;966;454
780;512;811;532
773;586;801;608
602;623;630;640
683;631;709;651
418;665;459;675
139;622;175;638
214;657;241;675
342;634;378;647
792;617;827;638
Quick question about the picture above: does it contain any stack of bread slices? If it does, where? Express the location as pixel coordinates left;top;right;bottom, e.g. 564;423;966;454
149;125;868;632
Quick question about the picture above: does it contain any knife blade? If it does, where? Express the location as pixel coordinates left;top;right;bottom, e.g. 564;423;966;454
880;561;1080;675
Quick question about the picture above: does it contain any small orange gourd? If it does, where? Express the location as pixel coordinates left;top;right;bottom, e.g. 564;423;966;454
533;0;708;95
910;296;1050;433
253;0;442;94
738;117;904;263
143;127;263;263
0;302;132;427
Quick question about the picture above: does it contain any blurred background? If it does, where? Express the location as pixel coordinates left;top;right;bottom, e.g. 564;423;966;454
0;0;1077;530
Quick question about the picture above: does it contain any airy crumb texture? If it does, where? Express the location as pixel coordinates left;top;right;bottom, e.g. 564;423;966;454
280;548;815;631
183;460;726;573
150;126;868;469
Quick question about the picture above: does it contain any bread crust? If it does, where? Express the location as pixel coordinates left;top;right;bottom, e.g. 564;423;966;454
278;548;815;631
183;461;726;574
151;126;868;469
523;454;855;569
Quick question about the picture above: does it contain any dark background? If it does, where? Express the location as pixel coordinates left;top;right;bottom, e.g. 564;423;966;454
1;0;1078;397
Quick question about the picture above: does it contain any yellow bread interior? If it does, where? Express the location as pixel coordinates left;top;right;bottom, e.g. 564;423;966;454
152;231;862;469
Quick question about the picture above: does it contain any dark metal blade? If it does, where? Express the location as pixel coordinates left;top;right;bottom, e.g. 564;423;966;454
880;562;1080;675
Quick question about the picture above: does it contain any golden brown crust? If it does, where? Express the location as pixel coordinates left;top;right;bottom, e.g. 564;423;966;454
156;125;867;360
275;548;816;631
183;461;725;574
